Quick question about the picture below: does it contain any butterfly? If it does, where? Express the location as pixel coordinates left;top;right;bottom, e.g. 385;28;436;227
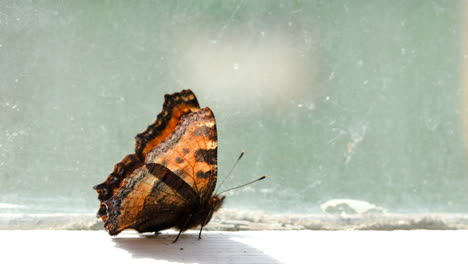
93;89;225;242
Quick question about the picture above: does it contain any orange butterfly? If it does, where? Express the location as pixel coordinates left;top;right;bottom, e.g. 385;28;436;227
93;90;224;242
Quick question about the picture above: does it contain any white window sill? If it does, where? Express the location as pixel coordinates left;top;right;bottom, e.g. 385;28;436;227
0;230;466;264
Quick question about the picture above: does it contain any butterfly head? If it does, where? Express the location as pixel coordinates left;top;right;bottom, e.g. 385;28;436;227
210;195;225;212
195;194;224;227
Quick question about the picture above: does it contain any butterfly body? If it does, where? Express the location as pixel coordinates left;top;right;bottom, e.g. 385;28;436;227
174;194;225;232
93;90;224;238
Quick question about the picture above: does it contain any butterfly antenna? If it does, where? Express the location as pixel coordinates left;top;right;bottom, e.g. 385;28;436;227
215;151;245;194
218;176;268;195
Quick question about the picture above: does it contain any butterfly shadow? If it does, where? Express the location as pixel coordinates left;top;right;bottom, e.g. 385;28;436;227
112;231;281;264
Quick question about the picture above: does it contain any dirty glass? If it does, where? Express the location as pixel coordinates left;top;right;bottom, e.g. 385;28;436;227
1;0;467;229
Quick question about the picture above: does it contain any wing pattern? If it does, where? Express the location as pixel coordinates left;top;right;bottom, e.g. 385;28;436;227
102;107;218;235
93;90;200;221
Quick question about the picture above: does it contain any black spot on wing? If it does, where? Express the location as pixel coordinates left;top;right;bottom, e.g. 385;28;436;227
195;149;217;165
196;170;215;179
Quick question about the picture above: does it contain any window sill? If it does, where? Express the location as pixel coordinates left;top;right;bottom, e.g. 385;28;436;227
0;230;466;264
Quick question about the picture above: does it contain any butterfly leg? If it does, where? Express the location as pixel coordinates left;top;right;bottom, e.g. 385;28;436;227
173;229;183;243
172;214;192;243
198;225;204;239
198;211;212;240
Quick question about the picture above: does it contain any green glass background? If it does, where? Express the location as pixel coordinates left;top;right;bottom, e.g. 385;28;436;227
1;0;467;216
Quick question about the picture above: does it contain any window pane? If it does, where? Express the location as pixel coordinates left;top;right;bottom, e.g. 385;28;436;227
1;1;467;228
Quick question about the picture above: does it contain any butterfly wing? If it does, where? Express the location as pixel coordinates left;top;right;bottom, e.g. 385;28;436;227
94;90;200;221
135;90;200;160
103;163;199;235
145;107;218;202
93;154;143;220
103;107;218;235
